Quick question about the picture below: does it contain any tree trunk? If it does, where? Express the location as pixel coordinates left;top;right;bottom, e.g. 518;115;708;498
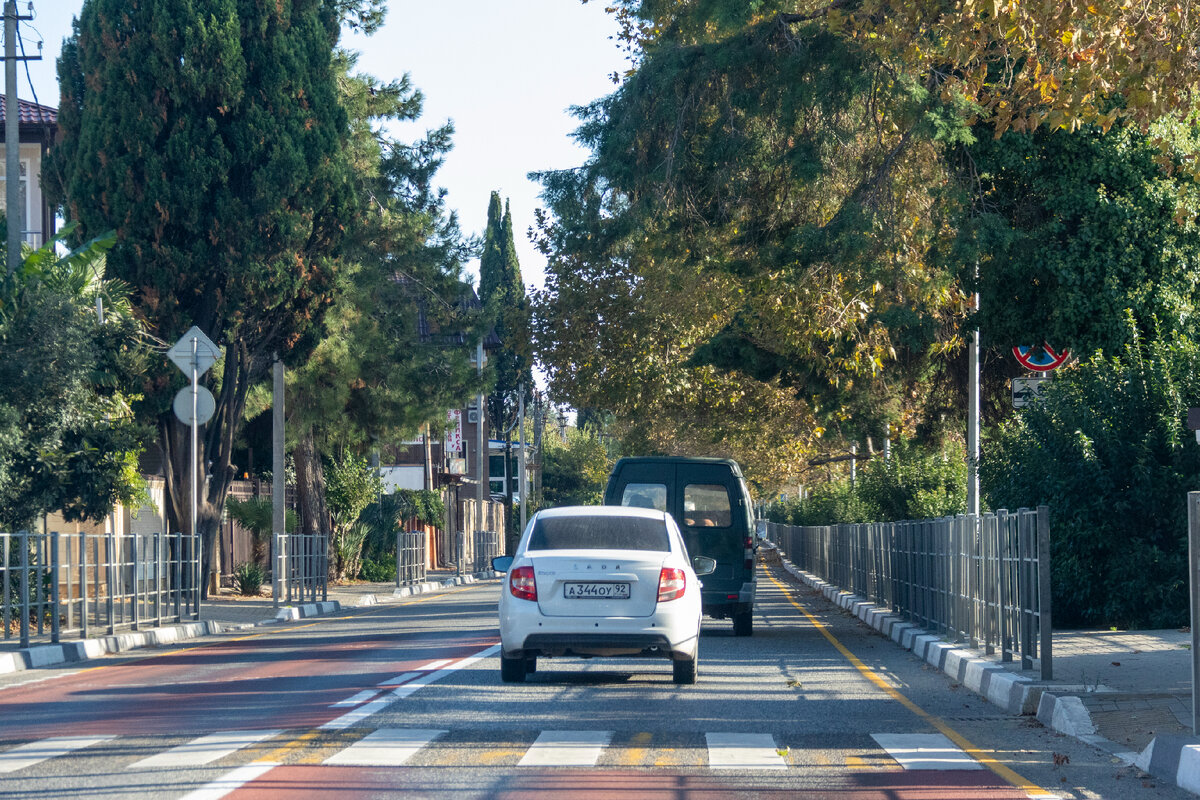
294;427;332;577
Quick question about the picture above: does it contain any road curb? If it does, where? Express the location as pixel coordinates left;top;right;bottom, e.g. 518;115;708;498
771;547;1200;796
0;620;226;675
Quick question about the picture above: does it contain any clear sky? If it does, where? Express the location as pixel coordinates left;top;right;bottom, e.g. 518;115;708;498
25;0;626;291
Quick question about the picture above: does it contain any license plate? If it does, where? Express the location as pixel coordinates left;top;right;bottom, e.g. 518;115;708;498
564;582;630;599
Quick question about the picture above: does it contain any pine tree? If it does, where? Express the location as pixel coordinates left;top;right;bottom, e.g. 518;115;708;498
479;192;531;549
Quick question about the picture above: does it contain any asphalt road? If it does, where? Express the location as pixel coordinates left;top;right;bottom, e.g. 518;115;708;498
0;564;1187;799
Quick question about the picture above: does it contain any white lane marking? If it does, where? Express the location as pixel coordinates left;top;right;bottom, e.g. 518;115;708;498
319;691;400;731
706;732;788;770
331;690;380;707
319;644;500;730
390;644;501;700
127;729;283;770
324;728;447;766
517;730;612;767
178;761;279;800
416;659;453;671
0;735;116;773
870;733;983;770
377;671;420;687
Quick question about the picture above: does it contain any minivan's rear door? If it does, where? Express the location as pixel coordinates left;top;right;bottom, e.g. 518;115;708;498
607;461;674;513
675;462;741;581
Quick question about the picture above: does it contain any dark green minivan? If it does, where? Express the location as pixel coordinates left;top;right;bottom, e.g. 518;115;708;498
603;456;757;636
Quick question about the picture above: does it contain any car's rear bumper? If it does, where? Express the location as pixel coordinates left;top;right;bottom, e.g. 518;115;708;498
700;580;756;617
517;632;679;659
500;603;700;660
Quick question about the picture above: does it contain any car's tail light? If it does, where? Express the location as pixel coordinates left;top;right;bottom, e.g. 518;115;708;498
509;565;537;601
657;567;686;602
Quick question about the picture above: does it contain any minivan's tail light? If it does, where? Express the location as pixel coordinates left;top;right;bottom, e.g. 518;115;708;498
657;567;686;602
510;565;537;601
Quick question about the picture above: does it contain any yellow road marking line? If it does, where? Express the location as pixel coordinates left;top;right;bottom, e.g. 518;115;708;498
617;731;653;766
478;749;523;765
255;729;323;764
765;569;1056;798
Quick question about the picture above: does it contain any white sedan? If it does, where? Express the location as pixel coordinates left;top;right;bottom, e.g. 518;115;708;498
492;505;715;684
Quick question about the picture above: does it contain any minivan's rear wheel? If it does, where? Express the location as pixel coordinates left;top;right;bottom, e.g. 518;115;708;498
733;610;754;637
524;656;537;674
500;653;527;683
672;653;697;684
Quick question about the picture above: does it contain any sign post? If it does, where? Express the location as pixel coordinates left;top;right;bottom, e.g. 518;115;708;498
167;327;222;592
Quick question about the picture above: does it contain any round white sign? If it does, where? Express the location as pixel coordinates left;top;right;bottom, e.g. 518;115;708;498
173;385;216;425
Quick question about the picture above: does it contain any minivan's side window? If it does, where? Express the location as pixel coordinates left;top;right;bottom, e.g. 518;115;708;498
620;483;667;512
683;484;732;528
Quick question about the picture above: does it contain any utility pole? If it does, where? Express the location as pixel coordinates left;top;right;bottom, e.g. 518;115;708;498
967;277;981;515
476;339;485;566
272;357;285;605
3;0;36;276
519;383;527;531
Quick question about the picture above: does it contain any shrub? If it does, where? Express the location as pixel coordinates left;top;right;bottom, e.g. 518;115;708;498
359;553;396;583
233;561;267;596
982;335;1200;628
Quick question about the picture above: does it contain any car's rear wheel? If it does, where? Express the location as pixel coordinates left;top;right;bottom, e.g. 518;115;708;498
733;610;753;637
672;652;697;684
524;656;537;674
500;653;527;683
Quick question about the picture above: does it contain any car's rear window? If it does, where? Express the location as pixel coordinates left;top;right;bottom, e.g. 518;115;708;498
527;516;670;552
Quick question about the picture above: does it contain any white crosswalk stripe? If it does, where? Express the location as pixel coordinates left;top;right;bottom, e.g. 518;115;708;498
127;729;283;770
324;728;447;766
0;727;992;776
517;730;613;767
705;732;788;770
0;735;116;773
870;733;983;770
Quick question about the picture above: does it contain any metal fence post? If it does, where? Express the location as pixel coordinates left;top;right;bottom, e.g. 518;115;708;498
18;531;29;648
1190;492;1200;734
105;529;116;635
2;533;10;642
50;532;60;643
1037;505;1052;681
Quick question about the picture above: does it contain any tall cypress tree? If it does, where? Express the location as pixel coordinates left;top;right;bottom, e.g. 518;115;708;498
45;0;355;592
479;192;531;548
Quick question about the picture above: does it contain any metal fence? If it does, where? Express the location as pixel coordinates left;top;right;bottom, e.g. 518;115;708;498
272;531;328;605
395;530;427;588
3;529;202;649
764;506;1052;679
472;529;502;574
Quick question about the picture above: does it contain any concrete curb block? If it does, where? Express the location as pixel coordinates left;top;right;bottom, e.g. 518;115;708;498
274;601;341;622
0;620;225;676
1037;693;1096;737
777;556;1044;716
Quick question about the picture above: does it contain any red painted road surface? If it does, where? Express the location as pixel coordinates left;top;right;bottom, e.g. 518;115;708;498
229;765;1032;799
0;618;497;739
